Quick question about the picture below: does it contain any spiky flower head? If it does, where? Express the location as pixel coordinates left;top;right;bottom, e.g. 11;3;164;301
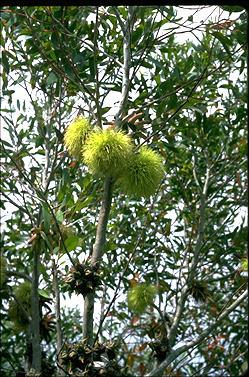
118;146;164;198
8;282;32;331
14;281;32;303
64;116;92;160
128;283;157;314
241;258;248;272
82;129;133;177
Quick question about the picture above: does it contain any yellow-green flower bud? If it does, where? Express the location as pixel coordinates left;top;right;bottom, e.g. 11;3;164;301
119;146;164;198
64;116;92;160
0;256;7;287
128;283;157;314
83;129;133;177
8;282;32;331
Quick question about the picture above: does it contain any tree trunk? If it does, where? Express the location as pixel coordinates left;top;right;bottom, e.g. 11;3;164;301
82;177;113;345
31;243;41;372
52;259;65;375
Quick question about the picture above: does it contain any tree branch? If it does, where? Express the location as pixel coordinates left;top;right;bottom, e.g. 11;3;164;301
93;7;102;129
146;289;248;377
82;6;135;347
6;270;32;282
30;242;41;372
82;177;113;344
115;6;136;127
168;161;210;347
52;259;65;376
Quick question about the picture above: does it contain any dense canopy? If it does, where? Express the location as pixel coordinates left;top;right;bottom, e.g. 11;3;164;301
0;5;248;377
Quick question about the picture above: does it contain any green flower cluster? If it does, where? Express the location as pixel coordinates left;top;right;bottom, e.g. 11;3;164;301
83;129;132;178
64;116;92;160
63;117;165;197
8;282;31;331
117;146;164;198
0;256;7;288
127;283;157;314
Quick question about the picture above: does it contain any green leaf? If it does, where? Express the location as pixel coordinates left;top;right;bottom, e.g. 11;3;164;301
88;56;95;77
220;6;245;13
74;196;93;212
16;99;20;111
64;235;80;252
42;204;51;232
100;107;111;115
38;289;50;299
46;72;58;85
2;51;9;74
212;31;232;57
55;210;64;223
51;32;60;49
40;231;52;249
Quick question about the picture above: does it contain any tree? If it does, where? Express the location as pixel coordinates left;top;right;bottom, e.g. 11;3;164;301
0;5;248;377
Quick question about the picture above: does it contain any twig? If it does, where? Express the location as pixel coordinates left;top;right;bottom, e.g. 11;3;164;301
93;190;161;344
52;259;65;376
6;270;32;282
168;160;210;347
93;7;102;128
146;288;248;376
30;241;41;372
115;6;136;127
82;177;113;344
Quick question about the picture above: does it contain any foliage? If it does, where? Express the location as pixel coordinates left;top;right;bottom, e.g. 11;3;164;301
0;255;7;287
0;5;247;377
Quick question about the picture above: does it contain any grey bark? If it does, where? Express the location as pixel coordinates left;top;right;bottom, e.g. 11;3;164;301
82;177;113;344
82;6;135;347
146;289;248;377
31;244;41;372
52;260;64;375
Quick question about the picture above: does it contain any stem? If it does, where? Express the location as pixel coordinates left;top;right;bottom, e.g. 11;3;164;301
82;6;134;347
52;260;64;376
115;6;136;127
82;177;113;344
93;7;102;129
146;289;248;377
168;163;210;347
31;243;41;372
25;327;32;373
92;177;113;264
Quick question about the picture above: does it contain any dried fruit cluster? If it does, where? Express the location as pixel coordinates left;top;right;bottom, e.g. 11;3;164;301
60;340;126;376
188;280;210;303
63;260;102;297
